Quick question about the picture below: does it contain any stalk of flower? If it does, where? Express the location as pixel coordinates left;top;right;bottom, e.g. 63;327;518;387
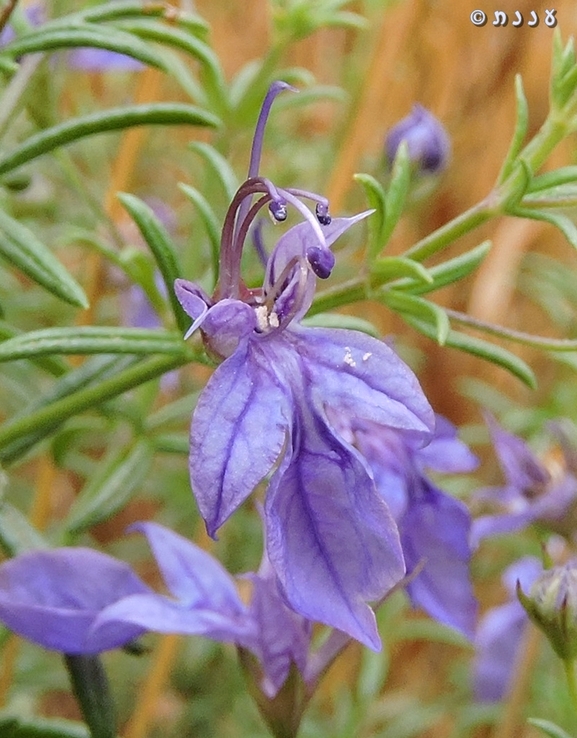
174;80;436;649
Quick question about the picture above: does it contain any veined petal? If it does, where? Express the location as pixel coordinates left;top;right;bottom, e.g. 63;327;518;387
401;479;477;638
190;341;291;536
90;592;254;649
290;327;434;438
417;415;479;473
247;570;311;698
0;548;150;653
265;405;405;650
130;522;245;613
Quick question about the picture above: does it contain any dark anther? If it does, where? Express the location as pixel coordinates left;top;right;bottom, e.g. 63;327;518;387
315;203;331;226
306;246;335;279
269;201;287;222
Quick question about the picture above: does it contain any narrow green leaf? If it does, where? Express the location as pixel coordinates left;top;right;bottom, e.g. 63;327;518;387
0;327;185;361
64;439;152;537
0;713;91;738
0;321;67;375
151;433;189;454
78;0;209;35
0;104;219;176
391;240;491;295
497;75;529;184
178;183;221;284
1;25;168;70
512;206;577;250
0;209;88;308
0;501;48;556
353;173;386;262
371;256;433;284
117;193;188;333
527;718;574;738
528;166;577;192
404;314;537;387
110;19;228;114
381;290;450;345
0;354;192;454
0;356;136;465
188;142;239;200
381;141;411;248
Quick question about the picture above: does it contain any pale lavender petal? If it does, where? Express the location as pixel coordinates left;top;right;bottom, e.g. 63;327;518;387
474;556;542;702
0;548;150;653
474;601;527;702
90;592;254;648
199;299;256;358
248;571;312;698
174;278;211;337
265;405;405;650
486;415;549;490
471;509;540;547
401;479;477;637
290;327;434;438
131;522;244;614
264;213;371;321
69;48;143;71
417;415;479;473
190;341;291;536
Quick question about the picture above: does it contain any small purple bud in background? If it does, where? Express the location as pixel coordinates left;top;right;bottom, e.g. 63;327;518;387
385;104;451;174
68;48;143;72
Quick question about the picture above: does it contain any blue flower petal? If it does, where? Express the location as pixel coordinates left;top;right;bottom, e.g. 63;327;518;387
290;327;434;439
401;479;477;638
190;340;292;536
130;522;245;613
0;548;150;653
265;404;404;650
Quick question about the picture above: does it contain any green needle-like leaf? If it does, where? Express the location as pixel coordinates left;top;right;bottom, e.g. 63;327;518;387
0;104;219;177
0;327;185;361
117;193;188;333
1;25;168;70
0;209;88;308
381;291;450;345
64;439;153;538
403;314;537;388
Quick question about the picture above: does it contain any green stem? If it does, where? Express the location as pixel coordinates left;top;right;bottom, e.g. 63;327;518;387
564;658;577;718
0;53;45;143
402;199;494;262
446;309;577;350
0;353;193;450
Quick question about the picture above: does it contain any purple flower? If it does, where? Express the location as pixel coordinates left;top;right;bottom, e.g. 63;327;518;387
385;104;451;173
0;523;311;699
68;48;143;72
473;556;542;702
174;82;435;649
471;417;577;546
338;414;478;637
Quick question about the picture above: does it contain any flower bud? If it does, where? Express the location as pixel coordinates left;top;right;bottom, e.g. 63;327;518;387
517;561;577;660
385;105;451;174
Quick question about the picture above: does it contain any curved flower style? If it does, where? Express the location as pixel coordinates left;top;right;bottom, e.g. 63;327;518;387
0;523;309;699
337;414;478;637
473;556;542;702
471;416;577;546
174;82;435;649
